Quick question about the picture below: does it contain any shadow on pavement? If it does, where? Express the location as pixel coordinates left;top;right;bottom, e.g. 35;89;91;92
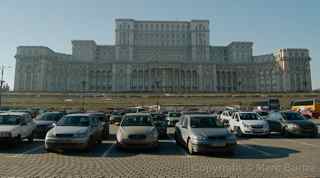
0;140;44;155
51;143;113;157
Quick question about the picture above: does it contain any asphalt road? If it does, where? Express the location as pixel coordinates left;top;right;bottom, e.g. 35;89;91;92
0;124;319;178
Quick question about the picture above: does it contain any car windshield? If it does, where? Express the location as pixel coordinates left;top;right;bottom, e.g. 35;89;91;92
0;115;21;125
169;113;181;117
190;116;223;128
257;112;269;117
57;116;90;127
239;113;260;120
36;113;61;121
281;112;306;121
121;115;153;126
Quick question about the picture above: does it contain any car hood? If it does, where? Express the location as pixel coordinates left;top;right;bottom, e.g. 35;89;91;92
0;125;19;132
52;126;88;135
287;120;315;127
34;120;54;126
191;128;230;137
241;120;267;125
120;126;155;134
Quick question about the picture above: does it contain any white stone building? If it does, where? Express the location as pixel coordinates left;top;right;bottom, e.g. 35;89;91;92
14;19;312;92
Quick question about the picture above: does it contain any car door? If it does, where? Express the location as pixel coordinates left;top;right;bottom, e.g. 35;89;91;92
19;117;29;138
180;117;189;144
25;115;35;137
266;113;283;132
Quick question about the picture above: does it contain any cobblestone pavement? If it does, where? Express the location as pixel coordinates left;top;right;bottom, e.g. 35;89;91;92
0;124;319;178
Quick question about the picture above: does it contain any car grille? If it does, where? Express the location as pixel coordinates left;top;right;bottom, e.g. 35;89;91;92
128;134;146;140
251;125;264;129
207;136;225;140
55;134;74;138
0;132;11;137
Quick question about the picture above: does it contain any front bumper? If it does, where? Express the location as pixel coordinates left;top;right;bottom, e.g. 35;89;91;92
45;137;89;150
242;128;270;136
117;139;159;149
191;140;237;153
287;127;318;137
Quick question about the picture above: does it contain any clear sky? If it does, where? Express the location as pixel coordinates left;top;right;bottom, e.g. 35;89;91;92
0;0;319;90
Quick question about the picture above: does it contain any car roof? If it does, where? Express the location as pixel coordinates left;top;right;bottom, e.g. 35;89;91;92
65;113;92;117
186;114;216;118
124;113;151;116
0;112;30;116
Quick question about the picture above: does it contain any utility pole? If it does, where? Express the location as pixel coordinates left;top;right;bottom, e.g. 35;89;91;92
0;65;10;108
81;80;86;112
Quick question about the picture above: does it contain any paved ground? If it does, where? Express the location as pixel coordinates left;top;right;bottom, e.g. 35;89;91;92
0;123;319;178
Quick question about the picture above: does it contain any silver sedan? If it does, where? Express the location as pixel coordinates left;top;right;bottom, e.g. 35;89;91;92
45;114;103;152
175;114;237;155
116;113;159;149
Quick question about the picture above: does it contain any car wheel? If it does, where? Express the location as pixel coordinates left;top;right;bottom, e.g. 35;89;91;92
27;132;34;142
236;127;243;137
15;135;23;145
187;139;194;155
281;127;290;137
174;132;180;145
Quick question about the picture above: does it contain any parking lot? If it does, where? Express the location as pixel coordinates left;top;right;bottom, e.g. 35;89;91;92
0;122;319;178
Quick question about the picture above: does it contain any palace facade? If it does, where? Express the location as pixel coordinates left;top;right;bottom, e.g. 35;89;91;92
14;19;312;92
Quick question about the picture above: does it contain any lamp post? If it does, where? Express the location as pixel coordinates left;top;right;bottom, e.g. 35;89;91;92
0;65;11;108
81;80;86;112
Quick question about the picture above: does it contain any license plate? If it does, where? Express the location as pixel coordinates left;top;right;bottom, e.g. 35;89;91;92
210;141;226;147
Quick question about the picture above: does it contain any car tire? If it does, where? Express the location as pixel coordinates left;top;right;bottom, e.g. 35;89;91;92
236;127;243;137
27;132;34;142
187;139;194;155
15;135;23;145
174;132;180;145
281;127;290;137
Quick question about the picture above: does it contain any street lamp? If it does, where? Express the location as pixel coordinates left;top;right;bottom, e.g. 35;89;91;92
81;80;86;112
0;65;11;108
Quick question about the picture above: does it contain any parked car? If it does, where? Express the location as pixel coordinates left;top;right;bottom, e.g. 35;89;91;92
116;113;159;149
110;111;124;125
150;112;167;137
229;112;270;137
45;113;103;152
34;112;65;138
166;112;182;127
175;114;237;155
87;112;110;139
219;110;236;124
265;111;318;137
0;112;36;144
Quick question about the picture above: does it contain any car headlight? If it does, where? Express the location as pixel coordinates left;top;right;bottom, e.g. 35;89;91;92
191;135;207;141
287;123;300;129
46;129;55;137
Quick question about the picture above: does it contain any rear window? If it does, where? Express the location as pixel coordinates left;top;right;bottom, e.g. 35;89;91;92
169;113;181;117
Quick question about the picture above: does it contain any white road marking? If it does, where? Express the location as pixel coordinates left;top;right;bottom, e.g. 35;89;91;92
102;143;115;157
8;145;43;158
284;139;319;148
240;144;274;157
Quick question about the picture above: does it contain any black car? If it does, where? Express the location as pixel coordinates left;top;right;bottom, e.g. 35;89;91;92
34;112;65;138
87;112;110;139
151;112;168;138
266;111;318;137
